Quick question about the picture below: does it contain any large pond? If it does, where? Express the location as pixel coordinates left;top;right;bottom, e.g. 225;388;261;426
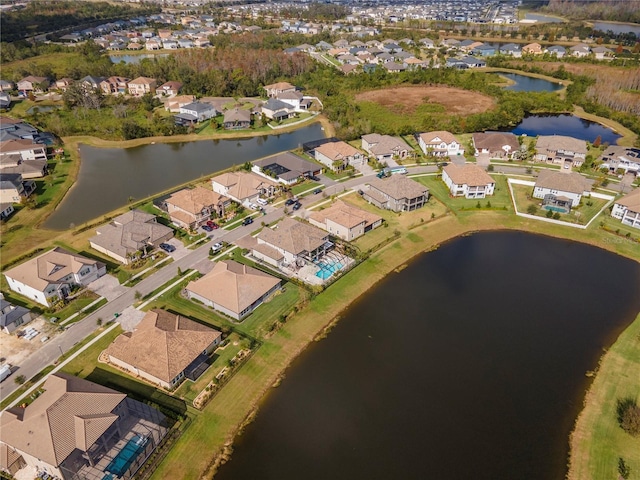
593;21;640;37
510;114;622;144
499;72;564;92
216;231;640;480
108;54;169;64
44;123;324;230
524;13;565;23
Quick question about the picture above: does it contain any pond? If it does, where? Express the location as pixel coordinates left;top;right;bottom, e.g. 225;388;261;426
43;123;324;230
108;54;169;64
215;231;640;480
593;21;640;37
499;72;564;92
524;13;565;23
26;105;60;114
510;114;621;144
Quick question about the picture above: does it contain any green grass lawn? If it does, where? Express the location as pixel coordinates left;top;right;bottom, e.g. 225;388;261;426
598;215;640;243
413;174;512;214
291;181;322;196
1;52;88;79
569;313;640;480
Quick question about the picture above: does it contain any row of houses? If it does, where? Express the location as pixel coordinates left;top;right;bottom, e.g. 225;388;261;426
15;75;159;97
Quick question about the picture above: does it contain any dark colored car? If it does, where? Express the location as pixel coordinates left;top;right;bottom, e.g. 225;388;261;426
242;217;254;226
313;188;322;195
206;220;219;229
285;198;296;206
202;225;213;232
159;243;175;253
309;175;321;181
292;202;302;211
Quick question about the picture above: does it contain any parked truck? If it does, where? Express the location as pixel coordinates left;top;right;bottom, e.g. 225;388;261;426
0;364;12;382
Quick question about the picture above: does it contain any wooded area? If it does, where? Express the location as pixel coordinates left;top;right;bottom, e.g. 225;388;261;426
543;0;640;24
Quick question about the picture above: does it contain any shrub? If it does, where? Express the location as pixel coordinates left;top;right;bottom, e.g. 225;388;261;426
527;204;537;215
553;212;561;220
617;398;640;437
546;209;554;218
15;375;26;385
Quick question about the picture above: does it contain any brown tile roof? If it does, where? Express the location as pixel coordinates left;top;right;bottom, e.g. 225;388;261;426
315;141;361;161
0;373;126;467
616;187;640;212
253;243;284;261
212;171;278;201
310;200;382;229
418;131;458;146
4;247;104;290
223;108;251;123
186;260;280;315
128;76;156;85
368;175;428;200
106;309;221;383
472;132;519;154
0;138;42;153
166;186;227;215
361;134;410;156
263;82;295;91
443;164;495;187
90;209;172;259
534;170;591;194
257;217;328;256
536;135;587;155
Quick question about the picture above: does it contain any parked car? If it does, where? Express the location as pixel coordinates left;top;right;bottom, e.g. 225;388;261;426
292;202;302;211
206;220;219;229
309;175;320;181
256;198;268;206
313;188;322;195
248;202;259;210
202;225;213;232
285;198;296;206
211;242;224;253
159;243;175;253
242;217;254;226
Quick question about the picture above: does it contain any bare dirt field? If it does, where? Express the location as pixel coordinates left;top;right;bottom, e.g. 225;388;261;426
354;86;496;115
0;317;57;367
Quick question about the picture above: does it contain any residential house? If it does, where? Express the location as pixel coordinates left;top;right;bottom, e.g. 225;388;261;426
0;294;33;334
252;152;322;185
176;102;217;125
128;76;157;96
145;39;161;50
309;200;382;241
0;372;167;480
611;188;640;229
0;93;10;109
0;155;47;179
186;260;281;320
263;82;296;98
499;43;522;57
314;141;365;171
253;217;330;268
100;76;129;95
592;46;613;60
472;132;520;159
164;95;195;113
55;78;73;91
89;210;173;265
363;175;429;212
157;81;183;96
461;56;486;68
165;186;229;230
261;98;294;121
523;43;543;55
420;38;435;48
16;76;48;94
472;44;496;57
0;203;15;220
547;45;566;58
211;170;279;205
442;164;495;199
79;76;106;91
570;43;591;57
535;135;587;168
598;146;640;175
223;108;251;130
0;173;35;203
0;138;47;162
3;247;106;307
533;170;591;208
361;134;411;162
106;309;221;389
418;131;464;157
0;80;14;92
276;90;304;110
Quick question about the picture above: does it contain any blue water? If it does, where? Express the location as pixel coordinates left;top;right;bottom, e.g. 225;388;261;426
510;114;621;144
109;54;169;64
544;205;568;213
315;260;344;280
524;13;565;23
593;22;640;37
500;73;563;93
106;435;147;477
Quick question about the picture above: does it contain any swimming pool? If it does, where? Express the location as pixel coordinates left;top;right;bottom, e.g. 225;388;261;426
543;205;569;213
105;435;147;477
315;259;344;280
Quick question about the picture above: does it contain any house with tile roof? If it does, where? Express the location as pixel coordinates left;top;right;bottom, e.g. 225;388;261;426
308;200;382;241
127;76;157;96
211;170;280;205
314;141;365;171
253;217;330;267
0;173;35;203
472;132;520;159
106;309;221;388
598;146;640;175
0;372;167;480
165;186;229;230
0;294;32;334
611;188;640;229
361;134;412;162
533;170;591;209
223;108;252;130
252;152;322;185
442;164;495;199
262;81;296;98
4;248;106;306
363;175;429;212
186;260;281;320
418;131;464;157
89;210;173;265
534;135;587;168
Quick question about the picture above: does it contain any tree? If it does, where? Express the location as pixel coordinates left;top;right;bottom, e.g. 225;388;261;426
618;458;631;480
618;399;640;437
546;209;554;218
14;374;26;385
527;204;537;215
96;317;103;326
593;135;602;147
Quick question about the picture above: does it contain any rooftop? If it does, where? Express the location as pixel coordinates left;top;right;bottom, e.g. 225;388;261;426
443;164;495;187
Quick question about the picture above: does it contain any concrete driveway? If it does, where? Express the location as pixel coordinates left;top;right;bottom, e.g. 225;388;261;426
164;237;190;260
117;307;146;332
88;274;128;301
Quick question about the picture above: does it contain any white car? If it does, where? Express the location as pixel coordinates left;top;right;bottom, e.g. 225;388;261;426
256;198;268;206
